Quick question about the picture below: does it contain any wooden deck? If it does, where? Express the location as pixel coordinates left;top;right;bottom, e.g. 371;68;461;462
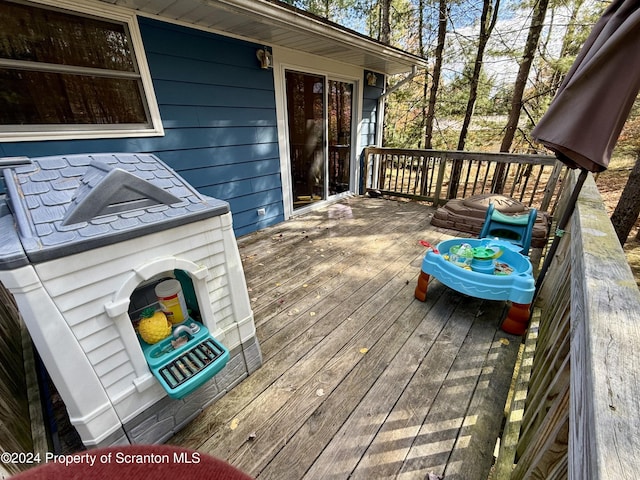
168;196;522;479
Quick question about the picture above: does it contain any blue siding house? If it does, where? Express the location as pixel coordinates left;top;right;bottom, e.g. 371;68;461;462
0;0;426;237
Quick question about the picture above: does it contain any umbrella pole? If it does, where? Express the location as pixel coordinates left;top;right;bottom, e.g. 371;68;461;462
534;168;589;298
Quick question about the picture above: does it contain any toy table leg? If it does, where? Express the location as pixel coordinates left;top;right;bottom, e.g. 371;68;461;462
501;302;531;335
414;271;430;302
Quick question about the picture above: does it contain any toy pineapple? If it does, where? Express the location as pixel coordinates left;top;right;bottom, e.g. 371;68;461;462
138;307;172;344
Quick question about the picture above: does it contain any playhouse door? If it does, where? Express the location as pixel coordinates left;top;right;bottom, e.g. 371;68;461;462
285;71;353;210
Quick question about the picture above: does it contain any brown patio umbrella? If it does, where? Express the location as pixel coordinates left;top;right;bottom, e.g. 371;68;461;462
532;0;640;172
532;0;640;293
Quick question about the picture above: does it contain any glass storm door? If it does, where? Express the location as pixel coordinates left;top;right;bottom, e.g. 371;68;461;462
328;80;353;195
285;71;354;210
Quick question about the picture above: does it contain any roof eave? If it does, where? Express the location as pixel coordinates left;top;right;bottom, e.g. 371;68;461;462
214;0;427;74
102;0;426;75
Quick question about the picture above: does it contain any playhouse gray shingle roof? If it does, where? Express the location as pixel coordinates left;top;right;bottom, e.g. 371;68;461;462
1;153;229;268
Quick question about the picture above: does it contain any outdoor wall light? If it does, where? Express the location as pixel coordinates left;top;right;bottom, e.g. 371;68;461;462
256;47;273;69
367;72;378;86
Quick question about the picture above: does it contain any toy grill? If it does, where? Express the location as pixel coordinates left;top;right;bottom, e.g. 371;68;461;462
139;316;230;399
156;336;228;394
0;153;261;448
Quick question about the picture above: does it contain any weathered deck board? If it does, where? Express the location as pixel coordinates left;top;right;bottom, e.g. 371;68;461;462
300;286;476;480
169;196;521;479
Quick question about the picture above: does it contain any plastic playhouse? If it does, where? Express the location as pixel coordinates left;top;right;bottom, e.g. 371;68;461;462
0;153;262;448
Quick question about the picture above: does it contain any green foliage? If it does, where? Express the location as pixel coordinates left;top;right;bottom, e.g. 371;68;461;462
383;75;426;148
437;62;498;116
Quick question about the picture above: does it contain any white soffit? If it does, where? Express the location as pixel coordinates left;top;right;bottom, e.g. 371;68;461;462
99;0;426;75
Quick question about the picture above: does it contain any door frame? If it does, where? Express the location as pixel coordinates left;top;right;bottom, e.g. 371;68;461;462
273;49;362;220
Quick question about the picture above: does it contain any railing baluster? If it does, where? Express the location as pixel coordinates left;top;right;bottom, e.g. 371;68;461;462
427;156;434;196
418;156;426;195
517;164;534;204
510;163;523;198
405;155;415;194
412;155;422;195
471;161;482;195
501;163;513;194
529;165;546;207
461;160;472;198
519;167;530;203
404;155;411;195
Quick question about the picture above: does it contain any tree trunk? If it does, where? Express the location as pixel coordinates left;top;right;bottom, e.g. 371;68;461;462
449;0;501;198
494;0;549;193
424;0;447;151
457;0;500;151
611;155;640;245
418;0;427;150
380;0;391;44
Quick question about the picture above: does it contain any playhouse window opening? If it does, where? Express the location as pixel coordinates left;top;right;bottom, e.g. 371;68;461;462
128;270;200;328
128;269;230;400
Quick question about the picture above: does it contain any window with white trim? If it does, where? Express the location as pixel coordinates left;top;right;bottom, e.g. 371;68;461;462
0;0;163;141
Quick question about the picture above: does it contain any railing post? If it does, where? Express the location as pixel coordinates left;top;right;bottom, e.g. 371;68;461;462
362;147;371;193
433;152;448;206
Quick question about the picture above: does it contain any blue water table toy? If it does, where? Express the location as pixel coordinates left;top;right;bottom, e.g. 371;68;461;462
415;205;537;334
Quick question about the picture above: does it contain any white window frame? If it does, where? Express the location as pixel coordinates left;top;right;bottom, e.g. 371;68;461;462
0;0;164;142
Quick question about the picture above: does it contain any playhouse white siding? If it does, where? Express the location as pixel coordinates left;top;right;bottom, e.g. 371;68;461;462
27;212;253;427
